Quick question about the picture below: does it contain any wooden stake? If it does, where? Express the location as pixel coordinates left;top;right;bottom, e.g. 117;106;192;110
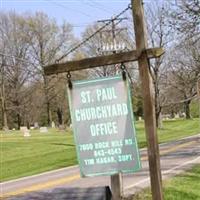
111;173;123;200
132;0;164;200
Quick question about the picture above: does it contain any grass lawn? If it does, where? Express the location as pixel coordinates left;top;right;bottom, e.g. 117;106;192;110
0;118;199;182
0;129;77;182
136;118;199;148
133;164;200;200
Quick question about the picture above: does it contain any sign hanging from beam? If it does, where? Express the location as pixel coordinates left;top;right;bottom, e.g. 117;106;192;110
44;0;165;198
68;75;141;177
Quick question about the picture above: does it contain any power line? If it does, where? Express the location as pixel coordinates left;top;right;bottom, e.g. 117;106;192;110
0;4;131;65
96;16;134;85
71;23;91;27
44;0;93;18
90;1;113;14
56;4;131;63
97;17;128;54
82;1;113;15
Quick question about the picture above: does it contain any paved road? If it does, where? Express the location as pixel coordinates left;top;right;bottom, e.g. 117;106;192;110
1;134;200;199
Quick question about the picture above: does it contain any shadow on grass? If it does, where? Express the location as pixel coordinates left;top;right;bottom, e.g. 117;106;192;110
51;143;75;147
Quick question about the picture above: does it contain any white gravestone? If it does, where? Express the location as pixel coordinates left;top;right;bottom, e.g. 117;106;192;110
20;126;27;131
40;127;48;133
138;117;142;121
20;127;31;137
34;122;39;129
51;121;55;128
24;129;31;137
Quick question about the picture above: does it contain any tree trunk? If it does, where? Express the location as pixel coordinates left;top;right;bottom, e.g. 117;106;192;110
184;101;191;119
46;101;51;126
1;95;8;130
57;107;63;125
43;76;52;127
155;109;163;129
17;113;21;130
3;107;8;130
0;71;8;130
26;121;30;129
2;104;8;130
14;99;21;130
155;111;159;128
154;79;161;128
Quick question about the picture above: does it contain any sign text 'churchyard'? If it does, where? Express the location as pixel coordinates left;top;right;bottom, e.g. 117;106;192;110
68;75;141;176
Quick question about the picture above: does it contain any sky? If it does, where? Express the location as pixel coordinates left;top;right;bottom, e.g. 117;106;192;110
0;0;133;38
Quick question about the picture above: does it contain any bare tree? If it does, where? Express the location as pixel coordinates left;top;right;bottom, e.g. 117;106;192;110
0;14;9;130
0;12;34;129
26;12;76;126
167;39;200;119
145;3;172;128
0;12;77;129
170;0;200;43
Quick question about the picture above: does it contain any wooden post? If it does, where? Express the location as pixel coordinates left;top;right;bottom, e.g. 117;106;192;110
132;0;164;200
44;2;165;199
111;173;123;200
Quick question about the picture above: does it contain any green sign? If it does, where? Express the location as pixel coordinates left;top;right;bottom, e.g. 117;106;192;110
68;75;141;177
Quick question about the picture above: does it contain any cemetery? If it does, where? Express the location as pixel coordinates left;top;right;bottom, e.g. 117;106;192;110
0;0;199;199
0;119;198;182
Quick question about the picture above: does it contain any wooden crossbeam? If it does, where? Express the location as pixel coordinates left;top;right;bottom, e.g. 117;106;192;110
44;47;164;75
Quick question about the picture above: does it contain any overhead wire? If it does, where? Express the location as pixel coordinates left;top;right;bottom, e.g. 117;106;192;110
1;3;132;66
71;23;91;28
82;1;113;15
56;4;132;63
44;0;93;18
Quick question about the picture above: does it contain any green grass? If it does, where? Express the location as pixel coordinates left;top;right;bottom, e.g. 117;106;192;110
0;129;77;182
0;119;199;182
133;164;200;200
135;118;199;148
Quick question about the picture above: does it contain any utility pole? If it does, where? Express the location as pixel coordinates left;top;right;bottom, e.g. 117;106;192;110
97;17;127;54
132;0;163;199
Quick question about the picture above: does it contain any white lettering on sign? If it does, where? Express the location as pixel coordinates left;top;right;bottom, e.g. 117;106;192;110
90;122;118;136
75;103;128;122
81;91;91;103
96;87;117;102
68;76;141;176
